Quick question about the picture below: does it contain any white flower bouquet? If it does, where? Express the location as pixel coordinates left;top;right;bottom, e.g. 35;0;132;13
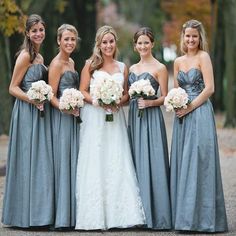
27;80;53;117
128;79;155;118
90;76;124;122
59;88;84;123
164;87;189;124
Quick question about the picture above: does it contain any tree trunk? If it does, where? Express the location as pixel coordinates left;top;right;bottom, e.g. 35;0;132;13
212;0;225;111
0;36;12;135
71;0;97;72
224;0;236;127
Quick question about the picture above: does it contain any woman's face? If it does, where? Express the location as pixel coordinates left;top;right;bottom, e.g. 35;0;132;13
27;22;45;46
99;33;116;57
135;35;153;57
58;30;77;54
183;27;200;51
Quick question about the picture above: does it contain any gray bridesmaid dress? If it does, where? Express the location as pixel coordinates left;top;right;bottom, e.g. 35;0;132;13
128;72;172;229
51;71;80;228
2;64;54;227
170;68;228;232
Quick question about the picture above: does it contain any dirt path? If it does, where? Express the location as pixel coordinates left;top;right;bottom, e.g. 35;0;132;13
0;110;235;236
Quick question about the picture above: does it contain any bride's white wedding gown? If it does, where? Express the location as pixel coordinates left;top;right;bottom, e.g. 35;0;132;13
75;62;145;230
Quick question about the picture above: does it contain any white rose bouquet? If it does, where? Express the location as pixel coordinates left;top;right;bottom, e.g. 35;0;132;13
164;87;189;124
59;88;84;123
128;79;155;118
90;76;124;122
27;80;53;117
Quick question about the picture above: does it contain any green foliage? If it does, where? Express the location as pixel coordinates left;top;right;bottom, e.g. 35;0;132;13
224;0;236;127
55;0;68;13
105;0;165;65
0;0;26;36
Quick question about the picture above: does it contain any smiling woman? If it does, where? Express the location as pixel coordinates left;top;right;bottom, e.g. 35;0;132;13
2;14;54;228
127;27;171;230
48;24;80;229
170;19;228;233
75;25;145;230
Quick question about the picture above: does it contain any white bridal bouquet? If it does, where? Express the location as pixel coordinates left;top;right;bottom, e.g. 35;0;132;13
27;80;53;117
90;76;124;122
128;79;155;118
59;88;84;123
164;87;189;124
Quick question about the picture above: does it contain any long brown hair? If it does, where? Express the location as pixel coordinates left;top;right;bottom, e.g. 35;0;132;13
133;27;154;44
16;14;45;63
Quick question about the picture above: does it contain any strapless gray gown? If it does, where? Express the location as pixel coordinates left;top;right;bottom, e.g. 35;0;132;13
170;68;228;232
2;64;54;227
51;71;80;228
128;72;172;229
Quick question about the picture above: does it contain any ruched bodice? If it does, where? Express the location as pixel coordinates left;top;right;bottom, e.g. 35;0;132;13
57;71;79;98
21;64;48;92
177;68;205;99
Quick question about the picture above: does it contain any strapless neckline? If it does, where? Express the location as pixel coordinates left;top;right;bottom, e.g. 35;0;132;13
178;68;202;75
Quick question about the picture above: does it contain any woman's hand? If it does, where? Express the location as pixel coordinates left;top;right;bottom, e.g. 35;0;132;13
36;103;44;111
72;108;80;117
175;103;195;118
60;107;80;116
30;100;45;111
137;98;152;109
102;104;120;113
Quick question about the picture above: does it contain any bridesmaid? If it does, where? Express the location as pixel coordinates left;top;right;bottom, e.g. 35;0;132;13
2;14;54;227
170;19;228;232
128;27;171;229
48;24;80;229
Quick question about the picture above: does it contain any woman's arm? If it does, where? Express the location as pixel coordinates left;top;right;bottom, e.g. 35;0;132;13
79;61;93;104
173;58;180;88
9;51;32;102
119;64;129;106
48;60;62;109
190;51;214;109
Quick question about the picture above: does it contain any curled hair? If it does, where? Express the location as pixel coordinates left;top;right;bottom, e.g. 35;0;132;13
17;14;45;63
133;27;155;44
180;19;208;54
57;23;80;44
89;25;118;75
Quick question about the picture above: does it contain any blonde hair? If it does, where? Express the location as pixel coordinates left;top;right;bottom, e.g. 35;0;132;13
57;24;79;43
89;25;118;75
180;19;208;54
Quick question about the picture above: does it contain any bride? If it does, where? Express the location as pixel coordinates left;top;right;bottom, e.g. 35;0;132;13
75;25;145;230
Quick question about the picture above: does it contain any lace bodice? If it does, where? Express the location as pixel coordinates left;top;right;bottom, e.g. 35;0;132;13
91;61;125;87
177;68;205;100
